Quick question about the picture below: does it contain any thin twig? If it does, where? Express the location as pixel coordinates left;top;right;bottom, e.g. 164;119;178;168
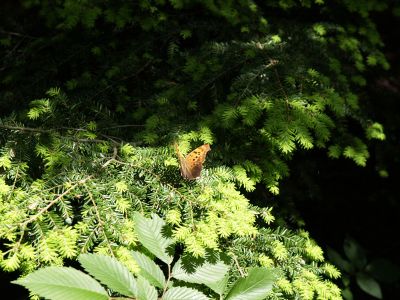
232;253;245;277
83;185;115;256
101;146;118;168
233;58;279;107
20;176;93;227
0;124;51;133
0;30;36;39
0;124;119;144
273;68;291;119
7;167;19;202
190;58;248;99
89;59;153;101
162;263;172;298
111;157;197;224
99;124;145;129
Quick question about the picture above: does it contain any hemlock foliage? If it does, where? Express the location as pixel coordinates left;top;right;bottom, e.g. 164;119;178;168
0;0;395;299
13;213;276;300
1;119;340;298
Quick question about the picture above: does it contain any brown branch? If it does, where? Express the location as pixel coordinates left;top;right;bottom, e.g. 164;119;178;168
20;176;93;227
101;146;118;168
0;30;36;39
0;124;51;133
83;185;115;256
273;67;291;120
0;124;120;144
100;124;145;129
232;253;245;277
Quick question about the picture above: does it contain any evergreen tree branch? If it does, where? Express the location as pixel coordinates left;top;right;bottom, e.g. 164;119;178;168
273;68;290;119
19;176;93;228
0;124;118;144
83;184;115;256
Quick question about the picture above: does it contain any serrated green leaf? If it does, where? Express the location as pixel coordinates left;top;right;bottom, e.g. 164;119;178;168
137;275;158;300
356;273;382;299
225;267;275;300
12;266;108;300
211;273;229;295
133;212;173;264
131;251;166;289
172;259;229;295
163;287;209;300
78;253;137;297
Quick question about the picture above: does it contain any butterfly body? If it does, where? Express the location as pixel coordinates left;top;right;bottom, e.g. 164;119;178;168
175;143;211;179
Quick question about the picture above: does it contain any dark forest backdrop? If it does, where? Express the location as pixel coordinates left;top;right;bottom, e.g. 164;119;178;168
1;0;400;299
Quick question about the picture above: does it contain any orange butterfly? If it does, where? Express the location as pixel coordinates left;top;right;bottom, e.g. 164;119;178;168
175;143;211;180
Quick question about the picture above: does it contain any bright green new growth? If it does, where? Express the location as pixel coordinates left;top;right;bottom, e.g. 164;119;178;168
1;0;392;298
0;116;342;298
13;213;276;300
1;134;342;299
0;135;257;268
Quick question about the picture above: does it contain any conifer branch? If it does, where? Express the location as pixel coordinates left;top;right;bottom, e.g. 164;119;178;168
0;124;118;144
83;185;115;256
101;147;118;168
89;59;153;101
112;157;197;225
20;176;93;228
190;58;248;99
274;68;290;119
7;166;19;202
0;29;36;39
99;124;145;129
232;253;245;277
0;124;52;133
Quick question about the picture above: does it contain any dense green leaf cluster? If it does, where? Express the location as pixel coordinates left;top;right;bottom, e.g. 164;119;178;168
230;228;341;299
1;0;389;192
1;105;340;298
1;0;396;298
13;213;276;300
0;120;255;270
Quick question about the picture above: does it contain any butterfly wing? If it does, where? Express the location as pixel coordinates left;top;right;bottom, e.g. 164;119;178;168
175;143;211;179
174;143;187;177
183;144;211;179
